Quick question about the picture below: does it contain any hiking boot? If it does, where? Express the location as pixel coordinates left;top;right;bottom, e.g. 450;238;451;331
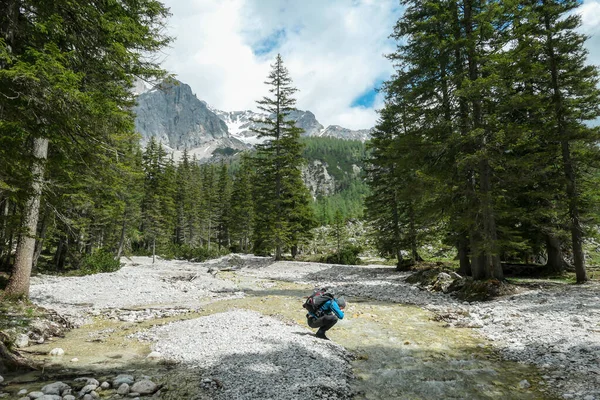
315;329;329;340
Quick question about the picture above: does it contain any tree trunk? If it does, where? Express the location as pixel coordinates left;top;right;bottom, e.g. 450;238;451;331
291;244;298;259
152;236;156;264
32;207;49;269
5;137;48;298
543;8;587;283
458;235;471;276
115;215;127;260
545;233;565;273
464;0;502;280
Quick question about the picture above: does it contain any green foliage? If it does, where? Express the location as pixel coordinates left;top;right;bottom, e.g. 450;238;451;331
369;0;600;281
161;244;229;262
79;250;121;275
301;137;370;224
322;245;362;265
251;55;316;259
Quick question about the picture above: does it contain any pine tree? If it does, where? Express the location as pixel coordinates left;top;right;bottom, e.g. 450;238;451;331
252;54;315;259
230;154;255;252
1;0;170;297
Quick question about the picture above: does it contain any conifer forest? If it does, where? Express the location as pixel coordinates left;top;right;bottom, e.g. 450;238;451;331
1;1;600;399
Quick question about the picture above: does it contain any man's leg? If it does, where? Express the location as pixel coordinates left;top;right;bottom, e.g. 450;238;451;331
315;314;338;339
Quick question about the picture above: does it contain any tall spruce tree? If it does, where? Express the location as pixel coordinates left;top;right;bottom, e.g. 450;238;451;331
252;54;315;260
1;0;170;297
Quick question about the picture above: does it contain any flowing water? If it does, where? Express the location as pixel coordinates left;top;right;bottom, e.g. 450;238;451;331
4;275;554;399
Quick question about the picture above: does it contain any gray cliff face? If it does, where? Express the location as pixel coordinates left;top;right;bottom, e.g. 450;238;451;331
301;160;336;198
286;110;324;137
134;81;229;150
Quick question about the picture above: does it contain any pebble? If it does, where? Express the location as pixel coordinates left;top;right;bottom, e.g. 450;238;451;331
14;333;29;348
117;383;130;395
130;379;157;395
48;348;64;356
518;380;531;389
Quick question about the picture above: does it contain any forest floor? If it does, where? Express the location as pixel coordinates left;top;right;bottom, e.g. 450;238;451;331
1;255;599;399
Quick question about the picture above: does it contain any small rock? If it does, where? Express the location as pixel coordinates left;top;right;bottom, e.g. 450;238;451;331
36;337;44;344
128;393;140;398
518;380;531;389
113;374;135;387
18;389;28;395
27;391;44;399
41;382;69;395
117;383;130;395
19;398;30;400
131;380;157;395
146;351;162;359
583;396;595;400
100;382;110;390
79;384;98;396
14;334;29;348
63;396;76;400
83;395;92;400
0;376;3;384
70;358;79;362
48;348;64;356
0;394;9;398
39;396;62;400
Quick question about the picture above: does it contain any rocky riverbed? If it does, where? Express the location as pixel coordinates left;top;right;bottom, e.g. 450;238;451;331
1;255;598;400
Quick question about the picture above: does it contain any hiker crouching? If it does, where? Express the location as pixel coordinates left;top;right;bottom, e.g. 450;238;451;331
307;296;346;340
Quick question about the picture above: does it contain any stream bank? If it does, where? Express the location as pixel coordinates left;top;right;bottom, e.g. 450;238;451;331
1;255;597;399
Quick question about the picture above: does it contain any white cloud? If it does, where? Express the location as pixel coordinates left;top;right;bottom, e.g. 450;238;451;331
160;1;599;131
579;0;600;66
160;0;400;129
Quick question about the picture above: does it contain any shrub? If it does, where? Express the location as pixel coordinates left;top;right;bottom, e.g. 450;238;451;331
80;249;121;274
322;245;362;265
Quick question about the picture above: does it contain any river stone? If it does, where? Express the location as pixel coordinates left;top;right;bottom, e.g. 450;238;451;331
48;348;64;356
128;393;140;397
131;380;157;395
0;394;8;398
41;382;69;395
19;398;29;400
114;374;135;386
39;396;62;400
18;389;27;395
15;333;29;348
63;396;76;400
27;391;44;398
79;384;98;396
0;375;3;384
117;383;130;395
146;351;162;359
519;380;531;389
100;381;110;390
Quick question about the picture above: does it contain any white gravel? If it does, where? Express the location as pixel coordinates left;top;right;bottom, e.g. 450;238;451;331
138;309;353;400
29;256;241;324
28;255;600;400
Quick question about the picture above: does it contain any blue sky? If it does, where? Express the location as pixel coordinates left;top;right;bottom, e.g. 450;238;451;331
160;0;600;130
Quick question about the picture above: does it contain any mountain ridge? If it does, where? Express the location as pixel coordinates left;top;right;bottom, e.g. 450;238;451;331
133;79;372;160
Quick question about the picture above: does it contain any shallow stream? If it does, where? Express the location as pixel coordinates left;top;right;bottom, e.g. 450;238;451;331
4;274;555;399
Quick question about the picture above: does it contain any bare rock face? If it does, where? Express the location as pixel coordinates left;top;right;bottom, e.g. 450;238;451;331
302;160;336;197
134;80;229;150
